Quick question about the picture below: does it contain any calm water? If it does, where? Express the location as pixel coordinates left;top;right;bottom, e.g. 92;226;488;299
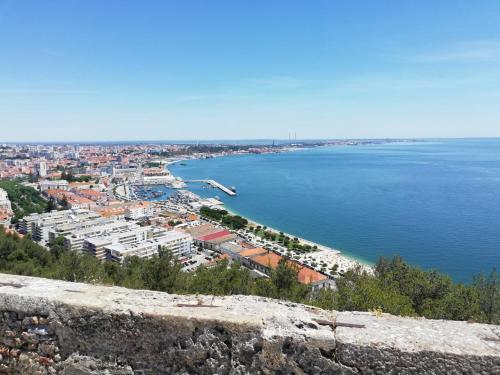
170;139;500;282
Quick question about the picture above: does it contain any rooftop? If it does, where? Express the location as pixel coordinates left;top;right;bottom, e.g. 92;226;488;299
238;247;268;258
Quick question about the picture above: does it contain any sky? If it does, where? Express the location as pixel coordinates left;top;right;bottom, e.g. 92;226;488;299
1;0;500;142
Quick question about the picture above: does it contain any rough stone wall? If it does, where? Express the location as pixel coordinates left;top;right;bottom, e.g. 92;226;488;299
0;273;499;375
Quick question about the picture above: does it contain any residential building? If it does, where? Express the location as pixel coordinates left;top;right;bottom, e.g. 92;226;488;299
236;247;334;290
19;209;101;243
39;180;68;192
82;224;167;260
77;189;105;202
35;161;47;177
66;195;95;209
106;230;193;262
124;201;154;220
82;226;149;260
183;223;236;250
48;216;113;241
0;188;11;210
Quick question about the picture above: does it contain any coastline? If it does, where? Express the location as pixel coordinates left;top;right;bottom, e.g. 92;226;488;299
221;205;374;275
167;153;374;275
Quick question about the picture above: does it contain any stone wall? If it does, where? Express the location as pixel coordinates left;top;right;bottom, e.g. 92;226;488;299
0;273;498;374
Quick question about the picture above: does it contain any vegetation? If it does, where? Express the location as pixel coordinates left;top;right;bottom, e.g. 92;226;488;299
0;180;47;222
313;257;499;323
200;206;248;230
249;227;315;252
156;144;259;158
60;171;93;183
167;220;183;227
0;228;497;324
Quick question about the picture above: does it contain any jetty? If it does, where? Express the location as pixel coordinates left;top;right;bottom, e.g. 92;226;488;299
187;179;236;196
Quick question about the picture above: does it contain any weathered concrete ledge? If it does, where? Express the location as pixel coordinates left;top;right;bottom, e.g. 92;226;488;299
0;273;498;374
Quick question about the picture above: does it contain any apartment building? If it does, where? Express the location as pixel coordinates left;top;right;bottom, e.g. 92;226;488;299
55;218;123;250
82;224;166;260
19;209;101;243
0;188;12;211
35;161;47;177
83;226;148;260
39;180;69;192
124;201;154;220
106;230;193;262
48;216;114;243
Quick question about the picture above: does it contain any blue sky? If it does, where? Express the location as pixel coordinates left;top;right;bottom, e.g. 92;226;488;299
1;0;499;141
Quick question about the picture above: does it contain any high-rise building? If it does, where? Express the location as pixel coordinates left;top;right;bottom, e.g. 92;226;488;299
35;161;47;177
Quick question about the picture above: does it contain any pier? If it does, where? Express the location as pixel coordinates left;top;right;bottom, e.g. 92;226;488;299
187;179;236;196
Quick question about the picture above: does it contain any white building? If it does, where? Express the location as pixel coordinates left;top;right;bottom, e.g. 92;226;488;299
124;201;154;220
82;224;167;260
49;214;114;241
111;166;137;177
39;180;68;192
35;161;47;177
0;188;12;210
83;226;149;260
19;209;101;243
106;230;193;262
141;175;175;185
0;188;13;227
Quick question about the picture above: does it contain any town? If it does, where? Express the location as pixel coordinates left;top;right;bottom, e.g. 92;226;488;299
0;142;369;291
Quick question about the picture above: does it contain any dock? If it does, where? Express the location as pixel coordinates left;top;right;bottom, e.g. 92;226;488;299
187;179;236;196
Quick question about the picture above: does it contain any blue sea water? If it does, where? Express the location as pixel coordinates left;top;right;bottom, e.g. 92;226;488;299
170;139;500;282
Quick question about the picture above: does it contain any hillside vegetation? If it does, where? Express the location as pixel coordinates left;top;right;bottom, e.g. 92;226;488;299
0;228;498;324
0;180;47;222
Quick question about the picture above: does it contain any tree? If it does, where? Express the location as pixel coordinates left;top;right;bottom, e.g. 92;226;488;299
335;266;415;316
473;269;499;324
54;251;108;284
46;198;57;212
187;260;253;296
48;236;66;259
0;226;498;324
141;248;184;292
60;195;70;210
0;180;47;219
330;264;339;275
27;173;38;183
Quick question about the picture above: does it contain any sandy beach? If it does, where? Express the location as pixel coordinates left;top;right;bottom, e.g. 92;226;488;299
168;158;373;276
228;209;374;275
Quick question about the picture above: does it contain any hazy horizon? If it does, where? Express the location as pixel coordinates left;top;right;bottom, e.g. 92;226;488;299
3;136;500;146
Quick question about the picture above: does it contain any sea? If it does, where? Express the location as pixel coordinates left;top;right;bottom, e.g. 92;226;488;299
168;139;500;282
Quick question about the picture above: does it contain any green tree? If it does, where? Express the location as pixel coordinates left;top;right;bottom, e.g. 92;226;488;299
46;198;57;212
60;195;70;210
335;266;415;316
0;180;47;220
473;269;499;324
48;236;66;259
186;260;253;295
141;248;184;292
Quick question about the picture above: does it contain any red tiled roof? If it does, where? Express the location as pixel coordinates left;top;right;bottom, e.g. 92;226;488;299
297;267;328;285
252;252;283;269
250;250;328;285
238;247;268;257
198;229;232;241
